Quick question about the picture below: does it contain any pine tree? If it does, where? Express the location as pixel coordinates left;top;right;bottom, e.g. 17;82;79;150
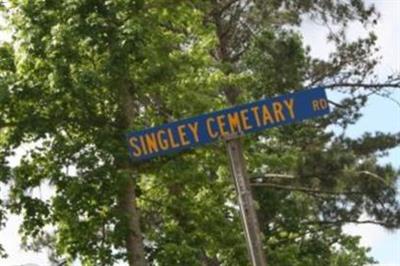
0;1;399;265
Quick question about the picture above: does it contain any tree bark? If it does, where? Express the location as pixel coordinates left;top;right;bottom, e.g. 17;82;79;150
211;3;267;265
119;176;148;266
118;81;148;266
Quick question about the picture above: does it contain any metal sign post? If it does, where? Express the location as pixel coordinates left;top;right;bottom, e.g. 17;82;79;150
125;87;331;265
225;136;267;266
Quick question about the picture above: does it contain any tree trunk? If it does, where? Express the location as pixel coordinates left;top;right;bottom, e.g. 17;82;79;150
119;176;148;266
211;2;267;265
118;81;148;266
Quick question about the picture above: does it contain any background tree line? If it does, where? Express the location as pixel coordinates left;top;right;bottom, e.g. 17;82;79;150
0;0;399;265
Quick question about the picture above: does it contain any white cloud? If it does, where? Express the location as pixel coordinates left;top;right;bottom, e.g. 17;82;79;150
369;0;400;75
0;1;399;265
0;215;50;266
300;1;400;264
344;222;400;266
343;221;388;248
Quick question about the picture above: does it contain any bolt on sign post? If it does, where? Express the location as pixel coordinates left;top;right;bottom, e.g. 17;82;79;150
126;87;331;266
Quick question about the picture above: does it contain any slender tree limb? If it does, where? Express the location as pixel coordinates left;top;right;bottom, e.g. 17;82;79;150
358;170;391;187
253;171;393;187
251;173;295;179
327;99;346;108
250;182;364;196
302;219;388;227
376;90;400;109
325;83;400;89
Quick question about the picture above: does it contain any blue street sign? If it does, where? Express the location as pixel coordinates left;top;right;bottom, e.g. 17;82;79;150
126;87;330;161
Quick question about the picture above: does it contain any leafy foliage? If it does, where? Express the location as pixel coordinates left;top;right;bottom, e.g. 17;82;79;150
0;0;399;265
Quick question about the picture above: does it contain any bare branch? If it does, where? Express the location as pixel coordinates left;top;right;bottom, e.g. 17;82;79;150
327;99;346;108
358;170;391;187
375;90;400;109
251;173;296;179
303;219;388;227
250;182;364;196
325;83;400;89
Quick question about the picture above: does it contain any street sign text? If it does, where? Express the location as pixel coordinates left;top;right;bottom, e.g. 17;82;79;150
126;87;330;161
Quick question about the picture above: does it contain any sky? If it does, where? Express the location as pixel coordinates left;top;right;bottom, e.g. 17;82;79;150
0;1;399;265
301;1;400;265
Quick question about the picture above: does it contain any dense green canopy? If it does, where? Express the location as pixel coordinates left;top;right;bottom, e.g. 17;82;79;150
0;1;399;265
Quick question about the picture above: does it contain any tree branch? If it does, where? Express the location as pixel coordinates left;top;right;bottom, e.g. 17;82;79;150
303;219;388;227
327;99;346;108
325;83;400;89
250;182;364;196
251;173;295;179
217;0;239;16
358;170;391;187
